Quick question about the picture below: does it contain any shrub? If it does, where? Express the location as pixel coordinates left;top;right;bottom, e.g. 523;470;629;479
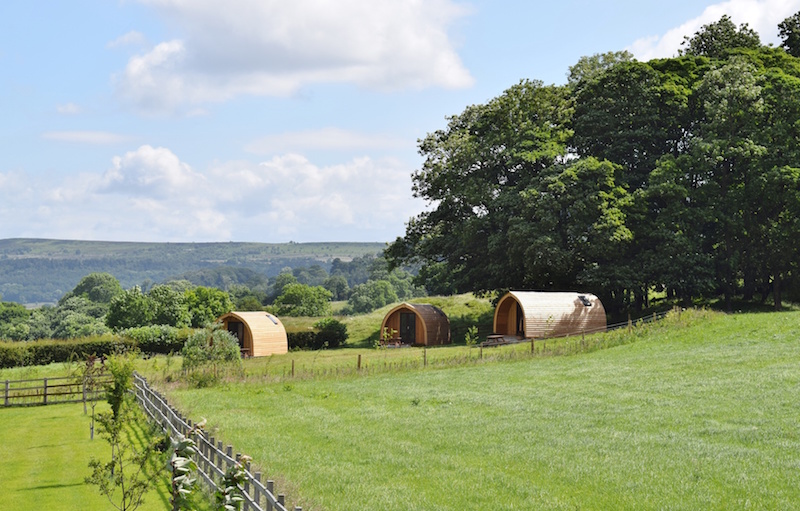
181;327;241;372
287;331;318;351
313;318;348;349
119;325;191;354
0;336;133;368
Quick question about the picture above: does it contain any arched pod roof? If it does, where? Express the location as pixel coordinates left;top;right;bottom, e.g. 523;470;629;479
493;291;606;339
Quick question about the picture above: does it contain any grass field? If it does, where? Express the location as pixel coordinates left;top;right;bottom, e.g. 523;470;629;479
158;309;800;511
0;402;172;511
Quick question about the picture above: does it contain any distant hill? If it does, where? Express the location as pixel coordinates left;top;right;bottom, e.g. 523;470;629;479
0;238;386;304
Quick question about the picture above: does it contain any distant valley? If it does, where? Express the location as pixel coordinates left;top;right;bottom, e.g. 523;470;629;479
0;238;386;304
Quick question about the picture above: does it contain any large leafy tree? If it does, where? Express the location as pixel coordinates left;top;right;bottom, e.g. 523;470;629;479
272;283;332;317
681;14;761;58
389;16;800;314
779;11;800;57
387;80;573;295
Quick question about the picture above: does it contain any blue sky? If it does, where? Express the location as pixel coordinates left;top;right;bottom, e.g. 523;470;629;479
2;0;799;243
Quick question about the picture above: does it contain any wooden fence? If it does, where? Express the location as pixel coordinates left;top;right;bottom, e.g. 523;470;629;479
133;373;301;511
1;375;109;407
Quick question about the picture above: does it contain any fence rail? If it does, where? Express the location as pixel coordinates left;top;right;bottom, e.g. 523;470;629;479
133;373;301;511
1;375;110;407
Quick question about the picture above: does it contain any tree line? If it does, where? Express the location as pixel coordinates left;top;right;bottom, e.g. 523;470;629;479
387;14;800;317
0;253;423;341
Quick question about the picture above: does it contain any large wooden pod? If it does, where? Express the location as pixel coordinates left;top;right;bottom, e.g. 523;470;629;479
380;303;451;346
493;291;606;339
218;311;288;357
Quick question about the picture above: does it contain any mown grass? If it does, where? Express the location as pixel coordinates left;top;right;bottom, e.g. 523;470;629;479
158;309;800;510
0;402;172;511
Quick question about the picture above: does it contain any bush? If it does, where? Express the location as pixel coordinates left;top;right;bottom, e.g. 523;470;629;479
0;336;133;368
286;319;349;350
119;325;191;354
287;331;318;351
313;318;348;349
181;327;241;372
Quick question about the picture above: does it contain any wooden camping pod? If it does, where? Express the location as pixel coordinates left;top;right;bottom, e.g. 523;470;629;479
380;303;451;346
218;311;288;357
493;291;607;339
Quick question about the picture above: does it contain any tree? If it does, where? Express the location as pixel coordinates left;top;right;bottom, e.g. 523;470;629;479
323;275;350;301
387;80;573;296
344;280;398;314
86;354;159;511
181;327;242;383
567;50;633;91
61;272;123;305
148;285;191;327
106;287;155;331
184;286;232;328
681;14;761;58
273;283;332;317
779;11;800;57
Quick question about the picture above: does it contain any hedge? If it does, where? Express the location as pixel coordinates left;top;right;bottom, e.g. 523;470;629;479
0;336;134;369
118;325;192;355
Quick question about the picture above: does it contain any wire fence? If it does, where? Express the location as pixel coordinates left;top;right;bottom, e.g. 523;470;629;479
132;372;302;511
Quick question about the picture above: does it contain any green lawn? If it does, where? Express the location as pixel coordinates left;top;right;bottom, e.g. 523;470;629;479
161;309;800;510
0;403;172;511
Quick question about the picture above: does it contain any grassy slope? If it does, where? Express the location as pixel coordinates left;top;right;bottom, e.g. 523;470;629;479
0;402;171;511
164;309;800;511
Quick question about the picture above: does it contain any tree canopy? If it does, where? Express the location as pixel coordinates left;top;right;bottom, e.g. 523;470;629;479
388;14;800;316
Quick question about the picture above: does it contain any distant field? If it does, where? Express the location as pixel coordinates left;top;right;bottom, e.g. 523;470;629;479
0;402;171;511
159;309;800;511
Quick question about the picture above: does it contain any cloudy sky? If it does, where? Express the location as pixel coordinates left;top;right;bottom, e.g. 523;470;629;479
2;0;799;243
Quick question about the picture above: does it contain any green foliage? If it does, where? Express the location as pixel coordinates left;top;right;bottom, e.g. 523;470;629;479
681;14;761;58
0;336;132;368
86;353;159;511
184;286;233;328
779;11;800;57
344;280;398;314
60;272;123;305
464;325;479;346
0;301;31;341
214;455;250;511
312;317;348;349
390;24;800;315
181;327;241;378
106;287;156;331
119;325;190;354
287;331;320;351
273;283;332;317
148;285;191;327
0;239;383;304
322;275;350;300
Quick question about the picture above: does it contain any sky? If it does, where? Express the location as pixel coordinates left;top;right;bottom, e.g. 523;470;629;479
2;0;799;244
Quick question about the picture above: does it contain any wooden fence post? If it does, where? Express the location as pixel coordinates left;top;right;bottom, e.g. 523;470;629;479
4;380;8;407
291;360;295;378
423;348;427;368
267;481;275;511
254;472;262;508
357;354;361;371
43;378;48;405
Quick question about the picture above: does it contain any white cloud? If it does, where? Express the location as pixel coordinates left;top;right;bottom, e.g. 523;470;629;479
116;0;473;112
42;131;132;144
107;30;148;48
56;103;81;115
100;145;206;197
628;0;800;60
245;127;411;155
0;146;422;242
